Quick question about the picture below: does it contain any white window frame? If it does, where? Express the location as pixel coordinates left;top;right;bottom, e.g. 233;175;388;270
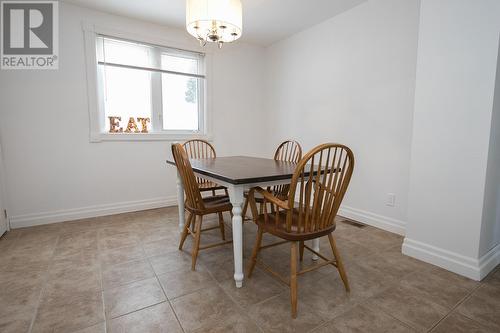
83;23;213;142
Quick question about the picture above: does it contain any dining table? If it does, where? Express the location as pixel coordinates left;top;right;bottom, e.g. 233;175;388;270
167;155;321;288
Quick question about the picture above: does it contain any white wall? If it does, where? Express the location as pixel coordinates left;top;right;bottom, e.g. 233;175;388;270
403;0;500;280
0;2;266;228
264;0;421;234
480;39;500;257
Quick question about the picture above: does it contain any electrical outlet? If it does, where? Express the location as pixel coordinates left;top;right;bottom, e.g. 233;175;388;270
386;193;396;207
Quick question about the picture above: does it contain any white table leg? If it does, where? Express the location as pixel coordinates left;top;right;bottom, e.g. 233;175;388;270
312;238;320;261
176;170;185;233
228;185;244;288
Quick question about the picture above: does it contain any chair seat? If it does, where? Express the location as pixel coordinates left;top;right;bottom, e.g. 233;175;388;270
186;195;232;214
255;210;335;241
198;181;226;192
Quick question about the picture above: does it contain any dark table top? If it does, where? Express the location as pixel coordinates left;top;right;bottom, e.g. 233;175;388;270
167;156;297;185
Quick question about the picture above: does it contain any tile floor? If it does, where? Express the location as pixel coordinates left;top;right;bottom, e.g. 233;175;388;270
0;207;499;333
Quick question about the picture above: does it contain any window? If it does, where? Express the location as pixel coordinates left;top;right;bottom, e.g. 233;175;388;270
85;29;209;141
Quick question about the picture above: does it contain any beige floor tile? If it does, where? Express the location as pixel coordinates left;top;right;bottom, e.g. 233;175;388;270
148;250;193;275
99;244;145;266
0;278;42;310
0;258;49;280
341;261;395;298
355;246;431;280
431;312;495;333
333;220;367;239
97;224;141;238
0;268;46;311
318;234;373;263
219;267;286;309
45;259;101;294
107;302;182;333
71;321;106;333
399;270;471;309
142;237;180;257
1;241;55;262
297;274;360;321
53;231;99;258
50;250;99;271
0;308;34;333
457;284;500;330
101;259;155;289
191;309;262;333
139;227;178;244
2;208;492;333
158;266;217;299
342;226;403;253
32;290;104;333
171;285;242;332
247;292;325;333
47;272;100;296
366;285;449;331
199;252;241;282
103;277;166;319
98;231;141;251
312;304;413;333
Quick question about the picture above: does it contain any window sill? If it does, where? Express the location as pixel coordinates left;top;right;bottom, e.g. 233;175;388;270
90;132;212;142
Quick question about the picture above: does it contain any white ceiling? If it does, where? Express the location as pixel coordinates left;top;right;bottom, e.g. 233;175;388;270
63;0;366;45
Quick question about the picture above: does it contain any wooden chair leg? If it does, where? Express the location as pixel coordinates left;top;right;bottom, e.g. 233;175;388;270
218;212;226;240
299;241;304;261
191;215;203;270
226;189;233;218
290;241;298;318
179;212;193;250
242;198;249;220
247;227;264;278
328;233;350;292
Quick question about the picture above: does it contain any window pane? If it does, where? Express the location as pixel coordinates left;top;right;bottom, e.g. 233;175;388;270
161;53;199;75
102;66;152;131
161;73;199;131
99;37;151;68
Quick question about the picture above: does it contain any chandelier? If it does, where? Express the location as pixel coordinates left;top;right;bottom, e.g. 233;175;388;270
186;0;243;48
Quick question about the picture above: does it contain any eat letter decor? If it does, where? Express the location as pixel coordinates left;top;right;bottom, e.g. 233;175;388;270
108;116;150;133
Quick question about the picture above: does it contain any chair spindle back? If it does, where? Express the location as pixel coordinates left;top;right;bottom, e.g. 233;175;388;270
272;140;302;199
182;139;217;186
172;143;204;212
287;143;354;234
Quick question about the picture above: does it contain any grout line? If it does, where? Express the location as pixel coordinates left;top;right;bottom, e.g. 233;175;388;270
96;232;108;333
427;283;485;332
209;266;267;333
27;234;60;333
142;236;186;333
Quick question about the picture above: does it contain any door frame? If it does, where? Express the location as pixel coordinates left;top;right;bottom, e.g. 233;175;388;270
0;142;9;233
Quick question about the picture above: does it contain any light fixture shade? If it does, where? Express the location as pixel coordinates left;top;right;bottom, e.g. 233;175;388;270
186;0;242;45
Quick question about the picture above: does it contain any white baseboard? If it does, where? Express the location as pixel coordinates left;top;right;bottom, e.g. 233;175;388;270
402;238;500;281
338;205;406;235
9;196;178;229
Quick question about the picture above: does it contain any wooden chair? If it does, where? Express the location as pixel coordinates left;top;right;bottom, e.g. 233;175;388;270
171;143;233;270
182;139;228;196
242;140;302;219
247;143;355;318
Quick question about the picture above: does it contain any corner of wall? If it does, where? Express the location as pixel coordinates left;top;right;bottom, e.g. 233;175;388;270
402;238;500;281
